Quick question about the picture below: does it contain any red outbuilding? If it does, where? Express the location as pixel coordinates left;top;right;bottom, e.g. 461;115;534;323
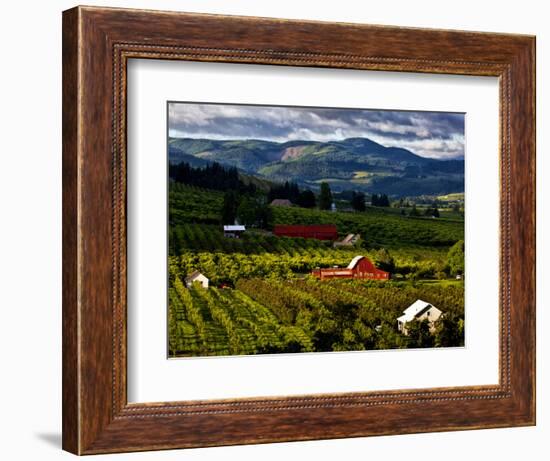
274;224;338;240
311;255;390;280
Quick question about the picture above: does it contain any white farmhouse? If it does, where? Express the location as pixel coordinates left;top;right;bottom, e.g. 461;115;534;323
397;299;443;335
185;270;209;289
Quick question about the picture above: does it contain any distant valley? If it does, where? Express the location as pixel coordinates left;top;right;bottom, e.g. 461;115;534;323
168;137;464;197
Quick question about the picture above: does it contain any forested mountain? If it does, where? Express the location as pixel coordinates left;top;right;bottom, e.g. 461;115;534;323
168;137;464;196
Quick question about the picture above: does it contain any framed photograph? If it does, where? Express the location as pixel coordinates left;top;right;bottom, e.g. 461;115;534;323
62;6;535;455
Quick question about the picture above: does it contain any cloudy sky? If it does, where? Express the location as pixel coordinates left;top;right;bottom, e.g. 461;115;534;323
168;102;465;159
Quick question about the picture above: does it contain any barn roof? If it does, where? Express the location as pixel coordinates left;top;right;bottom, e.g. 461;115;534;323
270;199;293;206
347;255;365;269
274;224;337;231
398;299;440;322
185;270;208;282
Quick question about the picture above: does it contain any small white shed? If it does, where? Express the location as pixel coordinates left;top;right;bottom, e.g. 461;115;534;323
397;299;442;335
223;225;246;238
185;270;209;289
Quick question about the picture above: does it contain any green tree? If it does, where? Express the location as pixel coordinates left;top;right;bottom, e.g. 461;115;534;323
424;207;440;218
236;196;272;228
222;190;239;224
350;191;366;212
406;319;434;348
447;240;464;276
409;204;420;217
236;196;258;226
318;182;333;210
256;201;273;229
375;248;395;273
379;194;390;207
297;189;316;208
371;194;389;207
434;315;464;347
424;203;439;218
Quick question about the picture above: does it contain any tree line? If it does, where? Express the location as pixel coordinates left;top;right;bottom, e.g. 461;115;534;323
268;180;334;211
370;193;391;207
348;192;392;212
170;162;338;226
169;161;257;194
268;181;317;208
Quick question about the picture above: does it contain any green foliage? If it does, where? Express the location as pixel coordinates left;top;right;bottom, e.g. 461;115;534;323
170;223;333;257
169;216;459;285
268;181;301;204
350;191;366;212
371;193;390;207
169;182;223;226
319;182;333;210
169;182;464;250
409;204;420;217
169;160;255;193
297;189;316;208
167;182;465;358
375;248;395;273
405;319;435;348
447;240;465;275
434;314;465;347
271;202;463;249
168;275;465;357
236;195;271;227
222;190;239;225
424;206;440;218
168;269;315;357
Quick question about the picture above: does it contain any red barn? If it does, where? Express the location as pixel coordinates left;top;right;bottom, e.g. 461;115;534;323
274;224;338;241
311;255;390;280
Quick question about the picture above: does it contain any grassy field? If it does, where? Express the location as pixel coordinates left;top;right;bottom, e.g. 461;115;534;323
168;183;465;357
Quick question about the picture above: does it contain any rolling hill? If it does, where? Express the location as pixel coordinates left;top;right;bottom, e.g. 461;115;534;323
168;137;464;196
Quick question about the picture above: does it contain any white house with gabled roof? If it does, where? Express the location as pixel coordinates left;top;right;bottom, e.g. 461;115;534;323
185;270;209;289
397;299;443;335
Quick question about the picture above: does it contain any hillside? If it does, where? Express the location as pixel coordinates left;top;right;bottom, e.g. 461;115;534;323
168;182;465;357
169;183;463;253
168;136;464;196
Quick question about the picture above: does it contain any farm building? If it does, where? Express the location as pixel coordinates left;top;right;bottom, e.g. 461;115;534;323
311;255;390;280
274;224;338;240
223;224;246;238
270;199;293;207
333;233;361;248
185;271;209;289
397;299;443;335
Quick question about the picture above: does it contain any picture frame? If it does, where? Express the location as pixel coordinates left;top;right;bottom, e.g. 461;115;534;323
62;5;535;455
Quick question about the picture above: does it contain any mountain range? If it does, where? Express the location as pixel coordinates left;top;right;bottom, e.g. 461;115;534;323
168;137;464;196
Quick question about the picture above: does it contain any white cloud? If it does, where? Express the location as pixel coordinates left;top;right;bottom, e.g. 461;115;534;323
168;102;464;159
